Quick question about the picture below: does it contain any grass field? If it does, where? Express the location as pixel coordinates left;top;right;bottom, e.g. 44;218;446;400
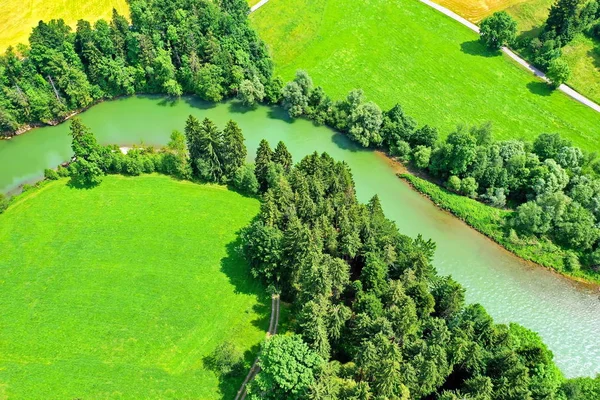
251;0;600;152
434;0;530;22
0;175;266;399
0;0;129;51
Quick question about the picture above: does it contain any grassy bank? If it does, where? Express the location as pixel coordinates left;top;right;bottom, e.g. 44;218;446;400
400;173;600;285
0;0;129;51
251;0;600;152
0;175;267;399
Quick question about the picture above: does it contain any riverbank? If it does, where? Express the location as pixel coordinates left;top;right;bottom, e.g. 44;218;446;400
400;173;600;286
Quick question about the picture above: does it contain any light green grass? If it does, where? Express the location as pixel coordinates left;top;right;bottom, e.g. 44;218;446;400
505;0;600;106
251;0;600;152
0;175;266;399
401;173;600;284
0;0;129;51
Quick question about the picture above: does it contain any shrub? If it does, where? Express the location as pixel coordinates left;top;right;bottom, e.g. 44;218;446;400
205;341;243;376
57;166;71;177
460;177;479;198
563;252;580;272
0;193;9;214
44;168;60;180
390;140;411;161
233;164;259;195
412;146;431;169
447;176;462;193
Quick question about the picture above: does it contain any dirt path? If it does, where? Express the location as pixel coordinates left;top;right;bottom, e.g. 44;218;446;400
235;294;280;400
418;0;600;113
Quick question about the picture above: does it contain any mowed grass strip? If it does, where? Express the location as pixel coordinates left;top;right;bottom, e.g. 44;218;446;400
251;0;600;152
0;175;266;399
0;0;129;51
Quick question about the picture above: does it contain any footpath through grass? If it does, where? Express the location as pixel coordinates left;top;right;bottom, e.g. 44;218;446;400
401;173;600;284
0;0;129;51
251;0;600;152
0;175;266;399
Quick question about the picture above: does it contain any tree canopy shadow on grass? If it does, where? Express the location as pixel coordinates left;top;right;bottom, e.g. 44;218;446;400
66;177;99;190
527;81;552;96
588;42;600;70
217;236;270;399
460;40;500;57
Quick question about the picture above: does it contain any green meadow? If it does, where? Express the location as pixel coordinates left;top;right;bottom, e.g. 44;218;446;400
251;0;600;151
0;175;266;399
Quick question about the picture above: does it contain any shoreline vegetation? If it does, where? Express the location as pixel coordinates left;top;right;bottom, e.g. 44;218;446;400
398;172;600;286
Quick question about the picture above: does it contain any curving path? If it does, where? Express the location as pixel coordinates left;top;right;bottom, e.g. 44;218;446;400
235;294;280;400
250;0;600;114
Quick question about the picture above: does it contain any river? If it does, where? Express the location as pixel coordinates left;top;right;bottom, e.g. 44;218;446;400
1;96;599;378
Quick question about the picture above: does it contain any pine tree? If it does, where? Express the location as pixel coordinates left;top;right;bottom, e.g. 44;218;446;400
184;115;202;174
69;118;104;185
197;118;224;182
222;120;247;178
255;139;273;192
273;141;293;172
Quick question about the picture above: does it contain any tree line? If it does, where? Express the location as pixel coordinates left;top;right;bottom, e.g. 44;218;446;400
239;148;599;399
479;0;600;87
0;0;273;136
272;69;600;278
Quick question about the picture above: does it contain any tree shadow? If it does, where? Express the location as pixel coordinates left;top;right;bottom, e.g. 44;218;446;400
517;25;544;42
460;40;500;58
216;236;270;399
527;81;552;96
331;131;369;153
182;96;218;110
228;100;258;114
587;43;600;70
266;106;294;124
66;177;99;190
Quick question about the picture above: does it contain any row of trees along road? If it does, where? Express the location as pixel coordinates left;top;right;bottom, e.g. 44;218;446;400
479;0;600;88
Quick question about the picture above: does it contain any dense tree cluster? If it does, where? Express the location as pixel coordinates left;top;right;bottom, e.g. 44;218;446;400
0;0;272;136
522;0;600;82
277;70;600;275
239;149;594;399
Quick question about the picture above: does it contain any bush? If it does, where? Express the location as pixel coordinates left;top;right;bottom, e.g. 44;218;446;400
57;166;71;177
0;193;9;214
447;176;462;193
412;145;431;169
44;168;60;180
233;165;259;195
460;177;478;198
390;140;411;161
563;252;581;272
205;341;243;376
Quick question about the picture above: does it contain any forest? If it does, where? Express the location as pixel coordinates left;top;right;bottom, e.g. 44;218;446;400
0;0;272;135
274;69;600;279
38;114;596;399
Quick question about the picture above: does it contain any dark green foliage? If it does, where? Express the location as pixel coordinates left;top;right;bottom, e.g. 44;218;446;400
184;115;247;183
480;11;518;50
247;334;323;400
69;118;105;186
204;341;243;376
44;168;59;180
0;193;9;214
232;164;259;195
546;58;571;88
0;0;273;136
255;139;273;192
273;141;293;172
241;150;569;399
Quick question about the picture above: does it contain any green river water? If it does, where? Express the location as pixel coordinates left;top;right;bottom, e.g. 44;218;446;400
1;96;599;378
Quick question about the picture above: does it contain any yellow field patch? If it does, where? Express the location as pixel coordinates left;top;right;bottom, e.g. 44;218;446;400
0;0;129;51
433;0;533;22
